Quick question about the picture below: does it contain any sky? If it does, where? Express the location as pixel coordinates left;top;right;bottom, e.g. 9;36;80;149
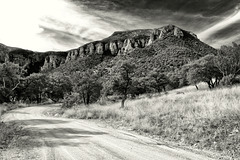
0;0;240;51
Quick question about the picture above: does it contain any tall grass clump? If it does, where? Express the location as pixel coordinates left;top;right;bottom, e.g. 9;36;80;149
53;85;240;158
0;104;8;120
0;103;25;149
0;123;21;149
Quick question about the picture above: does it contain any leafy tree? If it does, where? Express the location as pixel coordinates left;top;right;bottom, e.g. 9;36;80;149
73;70;102;105
167;71;182;89
0;62;23;103
184;55;222;89
147;70;169;93
23;73;48;103
129;78;148;97
46;72;72;102
220;74;236;86
135;76;153;94
186;66;205;90
17;72;72;103
166;69;188;89
112;61;136;108
214;43;240;84
99;78;114;105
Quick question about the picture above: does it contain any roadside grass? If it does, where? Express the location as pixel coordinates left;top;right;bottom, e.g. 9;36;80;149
50;85;240;158
0;103;28;150
0;104;8;119
0;122;23;149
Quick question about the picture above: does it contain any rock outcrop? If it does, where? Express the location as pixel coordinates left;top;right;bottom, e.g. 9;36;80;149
65;25;192;62
41;54;66;71
0;44;68;74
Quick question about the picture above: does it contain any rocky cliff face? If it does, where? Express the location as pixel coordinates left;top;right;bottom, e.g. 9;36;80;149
41;53;66;71
65;35;150;62
0;44;68;75
65;25;194;62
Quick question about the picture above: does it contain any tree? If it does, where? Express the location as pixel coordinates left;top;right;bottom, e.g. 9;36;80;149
112;61;136;108
147;70;169;93
73;70;102;105
166;70;189;89
167;72;180;89
0;62;23;103
46;72;72;102
186;66;205;90
23;73;48;103
214;43;240;84
184;55;222;89
134;76;153;94
219;74;236;86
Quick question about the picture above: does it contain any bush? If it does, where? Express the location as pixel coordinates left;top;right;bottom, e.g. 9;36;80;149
220;75;235;86
62;94;80;108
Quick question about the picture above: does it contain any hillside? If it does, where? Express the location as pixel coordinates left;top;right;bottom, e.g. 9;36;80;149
55;25;217;76
102;26;217;76
0;24;217;76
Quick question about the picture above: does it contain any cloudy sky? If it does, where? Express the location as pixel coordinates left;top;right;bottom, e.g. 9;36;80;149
0;0;240;51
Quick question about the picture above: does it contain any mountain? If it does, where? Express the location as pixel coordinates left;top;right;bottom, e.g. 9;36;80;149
0;24;217;76
54;25;217;76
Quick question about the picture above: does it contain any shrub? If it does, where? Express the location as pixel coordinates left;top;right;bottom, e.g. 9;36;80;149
62;94;79;108
220;75;235;86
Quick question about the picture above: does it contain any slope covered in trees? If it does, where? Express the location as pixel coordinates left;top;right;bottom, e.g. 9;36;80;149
0;25;240;105
55;25;216;75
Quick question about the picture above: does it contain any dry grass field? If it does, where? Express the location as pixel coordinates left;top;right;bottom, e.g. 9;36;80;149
46;85;240;158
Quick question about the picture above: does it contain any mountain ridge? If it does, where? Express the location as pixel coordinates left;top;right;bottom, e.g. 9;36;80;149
0;24;216;75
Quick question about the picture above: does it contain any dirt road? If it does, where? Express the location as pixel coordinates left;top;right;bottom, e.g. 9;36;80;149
1;105;215;160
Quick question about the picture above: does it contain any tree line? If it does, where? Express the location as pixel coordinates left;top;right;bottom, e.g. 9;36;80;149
1;43;240;107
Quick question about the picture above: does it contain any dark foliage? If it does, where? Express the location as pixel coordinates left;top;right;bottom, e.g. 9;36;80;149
73;70;102;105
112;60;136;108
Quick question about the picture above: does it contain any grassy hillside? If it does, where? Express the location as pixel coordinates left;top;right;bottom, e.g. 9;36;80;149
50;85;240;159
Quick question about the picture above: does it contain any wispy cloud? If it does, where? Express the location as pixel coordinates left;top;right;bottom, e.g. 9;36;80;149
74;0;240;47
0;0;240;51
199;6;240;47
0;0;117;51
